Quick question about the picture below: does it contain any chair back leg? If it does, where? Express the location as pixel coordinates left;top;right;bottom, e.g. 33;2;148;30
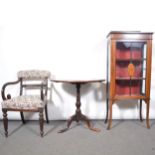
20;112;26;124
45;104;49;123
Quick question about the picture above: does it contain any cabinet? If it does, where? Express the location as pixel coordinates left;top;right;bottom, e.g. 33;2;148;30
106;31;153;129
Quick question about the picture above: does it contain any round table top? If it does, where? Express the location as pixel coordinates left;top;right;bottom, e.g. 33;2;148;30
50;79;105;84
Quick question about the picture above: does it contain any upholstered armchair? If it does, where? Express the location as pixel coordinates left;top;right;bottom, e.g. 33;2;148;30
1;70;51;137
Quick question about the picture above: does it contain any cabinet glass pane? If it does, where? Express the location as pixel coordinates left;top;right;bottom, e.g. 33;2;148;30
115;41;147;96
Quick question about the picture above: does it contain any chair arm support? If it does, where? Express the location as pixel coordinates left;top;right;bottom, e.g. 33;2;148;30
41;84;44;101
40;83;48;102
1;79;21;100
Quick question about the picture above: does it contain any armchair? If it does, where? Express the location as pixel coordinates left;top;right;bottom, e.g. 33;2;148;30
1;70;51;137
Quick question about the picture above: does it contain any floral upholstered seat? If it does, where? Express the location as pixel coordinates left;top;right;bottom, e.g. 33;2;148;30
1;95;45;109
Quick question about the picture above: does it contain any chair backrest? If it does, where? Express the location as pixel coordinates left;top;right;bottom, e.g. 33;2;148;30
17;70;51;96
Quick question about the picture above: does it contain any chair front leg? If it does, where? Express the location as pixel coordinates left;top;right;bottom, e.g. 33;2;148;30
2;109;8;137
39;108;44;137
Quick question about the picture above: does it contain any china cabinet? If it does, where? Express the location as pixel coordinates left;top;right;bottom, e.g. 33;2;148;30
106;31;153;129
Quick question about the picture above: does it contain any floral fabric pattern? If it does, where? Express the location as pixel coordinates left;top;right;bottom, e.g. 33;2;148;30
17;70;51;80
2;95;45;109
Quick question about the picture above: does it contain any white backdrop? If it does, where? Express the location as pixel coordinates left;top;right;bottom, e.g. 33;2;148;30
0;0;155;120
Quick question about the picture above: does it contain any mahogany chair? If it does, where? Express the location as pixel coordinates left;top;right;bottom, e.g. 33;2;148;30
1;70;51;137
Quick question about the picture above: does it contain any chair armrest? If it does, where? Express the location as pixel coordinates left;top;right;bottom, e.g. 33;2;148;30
1;79;21;100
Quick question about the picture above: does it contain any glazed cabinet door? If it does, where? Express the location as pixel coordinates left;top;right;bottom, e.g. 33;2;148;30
114;41;147;97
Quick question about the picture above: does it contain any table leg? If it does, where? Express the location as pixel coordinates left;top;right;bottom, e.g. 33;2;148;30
58;83;100;133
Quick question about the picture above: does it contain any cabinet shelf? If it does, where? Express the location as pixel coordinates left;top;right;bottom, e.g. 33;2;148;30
116;77;145;80
116;58;146;62
114;95;146;100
